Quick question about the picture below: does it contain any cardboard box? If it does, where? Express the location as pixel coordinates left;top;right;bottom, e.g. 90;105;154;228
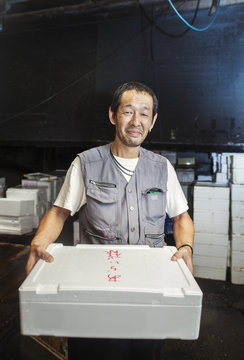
19;244;202;340
0;198;34;216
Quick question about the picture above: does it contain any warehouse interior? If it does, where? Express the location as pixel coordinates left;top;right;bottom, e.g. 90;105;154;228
0;0;244;359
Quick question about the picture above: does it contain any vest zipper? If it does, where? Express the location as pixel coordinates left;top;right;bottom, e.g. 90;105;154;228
89;180;116;188
145;233;165;239
85;229;120;241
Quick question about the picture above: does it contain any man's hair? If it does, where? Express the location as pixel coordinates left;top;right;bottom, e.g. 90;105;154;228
110;82;158;117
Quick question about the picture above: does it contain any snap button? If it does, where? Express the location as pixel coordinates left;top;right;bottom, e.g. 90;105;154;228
128;188;132;193
131;227;135;232
130;206;134;211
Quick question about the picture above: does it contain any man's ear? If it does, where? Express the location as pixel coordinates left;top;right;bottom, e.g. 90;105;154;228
150;113;158;132
109;106;116;125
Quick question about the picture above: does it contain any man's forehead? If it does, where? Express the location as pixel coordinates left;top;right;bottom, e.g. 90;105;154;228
120;90;153;108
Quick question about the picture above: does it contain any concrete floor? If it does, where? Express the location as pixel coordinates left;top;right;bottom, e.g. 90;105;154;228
0;237;244;360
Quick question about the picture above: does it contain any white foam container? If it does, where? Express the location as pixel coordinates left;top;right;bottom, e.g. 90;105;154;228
0;198;34;216
194;232;228;246
193;254;227;269
231;235;244;252
193;198;229;212
194;185;230;200
232;218;244;235
19;244;202;340
232;169;244;184
0;215;34;235
231;267;244;284
231;202;244;218
6;186;47;205
194;210;229;224
194;221;229;235
194;265;226;281
193;243;228;258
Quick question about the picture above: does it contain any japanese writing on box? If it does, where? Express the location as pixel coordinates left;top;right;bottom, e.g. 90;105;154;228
105;250;122;282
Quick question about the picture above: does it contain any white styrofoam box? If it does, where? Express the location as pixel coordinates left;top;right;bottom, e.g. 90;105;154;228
231;154;244;169
6;186;47;206
194;265;226;281
193;254;227;269
231;184;244;201
194;185;230;200
231;250;244;268
231;201;244;218
0;215;34;235
193;243;228;258
194;232;228;246
176;169;194;184
0;198;34;216
193;198;229;212
194;209;229;224
33;203;46;228
231;235;244;252
232;218;244;235
22;179;52;203
232;169;244;185
194;221;229;235
231;267;244;284
73;220;80;246
19;244;202;340
215;172;228;185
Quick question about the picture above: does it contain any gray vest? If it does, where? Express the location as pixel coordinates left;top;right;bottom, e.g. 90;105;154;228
78;144;168;247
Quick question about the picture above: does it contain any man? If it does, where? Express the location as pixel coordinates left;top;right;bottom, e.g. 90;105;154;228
26;82;194;359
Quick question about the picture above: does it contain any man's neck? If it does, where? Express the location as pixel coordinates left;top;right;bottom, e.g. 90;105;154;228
111;141;140;159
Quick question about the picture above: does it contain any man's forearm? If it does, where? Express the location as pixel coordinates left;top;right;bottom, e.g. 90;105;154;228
171;211;194;274
172;211;194;249
31;205;70;247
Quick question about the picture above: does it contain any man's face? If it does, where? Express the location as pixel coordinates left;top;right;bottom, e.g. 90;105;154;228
109;90;157;147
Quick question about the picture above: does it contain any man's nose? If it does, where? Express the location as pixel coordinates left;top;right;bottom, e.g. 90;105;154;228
129;111;141;126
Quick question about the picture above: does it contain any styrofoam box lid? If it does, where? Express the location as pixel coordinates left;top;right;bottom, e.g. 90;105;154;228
19;244;202;306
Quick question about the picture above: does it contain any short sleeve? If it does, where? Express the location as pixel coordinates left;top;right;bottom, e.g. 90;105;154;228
54;156;87;216
166;159;189;218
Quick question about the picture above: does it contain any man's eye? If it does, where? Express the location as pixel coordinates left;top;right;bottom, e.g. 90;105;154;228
124;111;132;115
141;113;149;117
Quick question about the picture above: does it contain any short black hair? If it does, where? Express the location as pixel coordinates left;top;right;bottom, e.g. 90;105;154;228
110;82;158;117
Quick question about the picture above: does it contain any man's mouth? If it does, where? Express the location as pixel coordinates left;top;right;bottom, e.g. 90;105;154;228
126;128;143;136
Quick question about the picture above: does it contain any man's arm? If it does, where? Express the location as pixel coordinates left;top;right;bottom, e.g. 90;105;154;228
25;205;70;275
171;211;194;274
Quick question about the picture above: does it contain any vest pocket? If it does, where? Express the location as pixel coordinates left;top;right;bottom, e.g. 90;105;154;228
84;229;122;244
86;184;118;227
142;187;166;223
145;230;166;248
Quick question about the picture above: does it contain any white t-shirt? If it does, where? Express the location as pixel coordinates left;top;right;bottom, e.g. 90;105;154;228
54;156;188;218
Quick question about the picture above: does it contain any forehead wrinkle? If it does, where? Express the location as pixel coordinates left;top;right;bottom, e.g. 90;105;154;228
121;104;150;112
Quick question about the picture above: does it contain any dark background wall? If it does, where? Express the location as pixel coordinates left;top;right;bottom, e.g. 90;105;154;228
0;3;244;180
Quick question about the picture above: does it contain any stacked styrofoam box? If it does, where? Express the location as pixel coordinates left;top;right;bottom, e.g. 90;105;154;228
230;183;244;284
0;198;34;235
6;186;47;228
193;184;230;281
22;177;56;209
73;219;80;245
231;154;244;185
0;178;5;198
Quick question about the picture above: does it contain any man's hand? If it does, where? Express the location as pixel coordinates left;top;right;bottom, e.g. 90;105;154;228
25;243;54;275
171;246;194;274
25;205;70;275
